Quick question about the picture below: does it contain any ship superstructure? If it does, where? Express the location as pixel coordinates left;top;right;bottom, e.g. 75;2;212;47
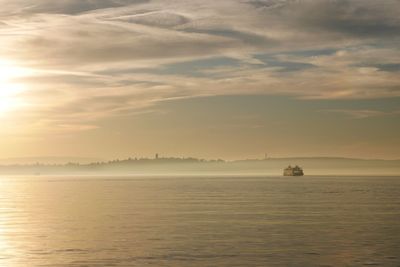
283;165;304;176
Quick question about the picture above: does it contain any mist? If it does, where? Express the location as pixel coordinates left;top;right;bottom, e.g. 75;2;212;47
1;157;399;176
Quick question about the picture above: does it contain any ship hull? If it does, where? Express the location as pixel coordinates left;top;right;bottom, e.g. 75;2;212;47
283;168;304;176
283;172;304;176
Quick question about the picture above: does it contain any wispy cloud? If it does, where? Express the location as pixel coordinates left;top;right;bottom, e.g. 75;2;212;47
0;0;399;133
323;109;400;119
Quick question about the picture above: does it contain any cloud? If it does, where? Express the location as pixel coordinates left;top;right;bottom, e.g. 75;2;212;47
273;0;400;38
112;11;191;28
0;0;150;15
323;109;400;119
0;0;399;133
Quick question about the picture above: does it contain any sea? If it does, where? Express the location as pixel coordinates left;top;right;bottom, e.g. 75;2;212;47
0;175;399;266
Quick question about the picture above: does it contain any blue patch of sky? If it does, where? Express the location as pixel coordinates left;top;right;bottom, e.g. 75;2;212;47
253;54;315;72
278;48;337;57
377;63;400;72
98;48;339;79
157;53;319;76
252;48;342;72
352;63;400;72
153;57;241;77
180;28;269;46
376;63;400;72
97;57;242;78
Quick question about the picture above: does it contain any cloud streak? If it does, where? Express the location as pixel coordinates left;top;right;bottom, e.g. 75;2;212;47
0;0;399;133
323;109;400;119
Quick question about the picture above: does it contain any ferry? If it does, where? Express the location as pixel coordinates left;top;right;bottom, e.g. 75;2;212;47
283;165;304;176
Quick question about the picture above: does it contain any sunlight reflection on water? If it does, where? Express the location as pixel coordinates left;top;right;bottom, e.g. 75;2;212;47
0;176;399;266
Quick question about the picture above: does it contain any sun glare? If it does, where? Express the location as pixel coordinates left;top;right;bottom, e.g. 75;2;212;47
0;60;29;115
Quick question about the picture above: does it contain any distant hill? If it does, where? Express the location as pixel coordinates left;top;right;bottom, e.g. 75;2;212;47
230;157;400;176
0;157;399;176
0;157;104;165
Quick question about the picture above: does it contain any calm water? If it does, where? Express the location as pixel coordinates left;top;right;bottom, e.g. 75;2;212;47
0;176;399;266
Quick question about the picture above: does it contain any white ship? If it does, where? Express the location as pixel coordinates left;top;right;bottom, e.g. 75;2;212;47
283;165;304;176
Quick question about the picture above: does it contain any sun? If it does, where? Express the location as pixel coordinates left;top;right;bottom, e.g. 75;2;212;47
0;60;29;114
0;83;25;114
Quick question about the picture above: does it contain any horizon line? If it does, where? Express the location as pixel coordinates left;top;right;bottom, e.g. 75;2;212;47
0;155;399;166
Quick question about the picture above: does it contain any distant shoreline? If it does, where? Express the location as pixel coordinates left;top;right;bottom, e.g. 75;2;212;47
0;157;399;176
1;156;399;166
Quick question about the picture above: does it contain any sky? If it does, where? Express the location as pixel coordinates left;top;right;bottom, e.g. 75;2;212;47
0;0;399;160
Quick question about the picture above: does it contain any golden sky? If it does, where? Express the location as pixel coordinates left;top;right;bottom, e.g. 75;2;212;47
0;0;399;160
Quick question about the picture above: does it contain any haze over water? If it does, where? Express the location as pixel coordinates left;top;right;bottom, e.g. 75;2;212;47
1;0;400;265
1;175;399;266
